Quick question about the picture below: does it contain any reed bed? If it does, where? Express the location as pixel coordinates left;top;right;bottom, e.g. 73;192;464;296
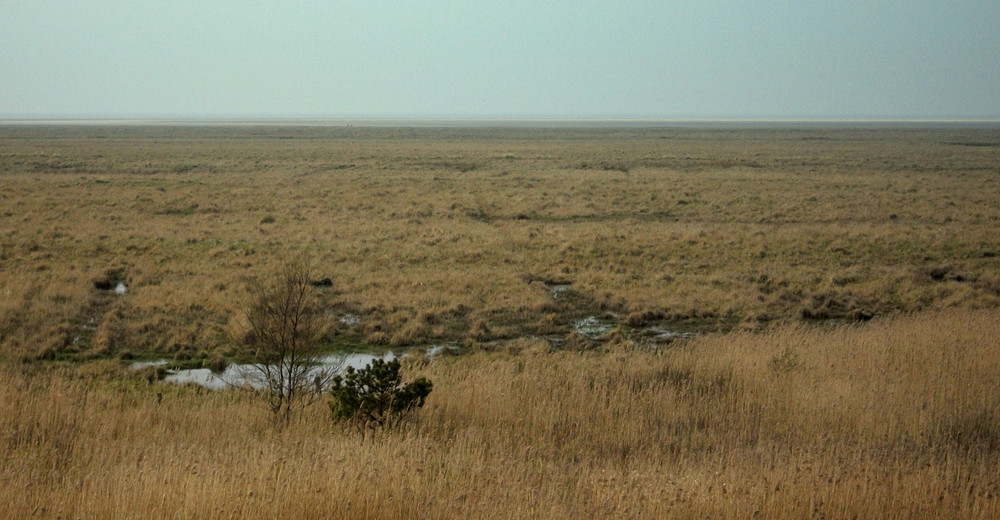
2;309;998;519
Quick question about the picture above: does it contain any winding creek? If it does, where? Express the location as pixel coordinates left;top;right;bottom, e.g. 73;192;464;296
128;281;698;389
133;313;698;390
132;346;453;390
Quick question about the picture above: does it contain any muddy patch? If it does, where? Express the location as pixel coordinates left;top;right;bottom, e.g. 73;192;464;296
338;313;361;326
573;315;617;338
546;283;573;299
642;326;698;342
93;280;127;294
129;359;168;369
64;275;129;356
93;266;129;292
533;277;698;344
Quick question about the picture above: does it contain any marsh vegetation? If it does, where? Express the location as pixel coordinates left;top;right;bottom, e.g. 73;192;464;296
1;124;999;518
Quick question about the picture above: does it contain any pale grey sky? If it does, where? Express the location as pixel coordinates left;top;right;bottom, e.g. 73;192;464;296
2;1;999;120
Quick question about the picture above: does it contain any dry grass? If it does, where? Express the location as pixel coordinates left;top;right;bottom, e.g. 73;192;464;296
2;124;1000;517
1;309;998;518
2;125;999;360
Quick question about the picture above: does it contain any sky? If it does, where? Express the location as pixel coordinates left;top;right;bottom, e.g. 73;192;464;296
2;1;999;120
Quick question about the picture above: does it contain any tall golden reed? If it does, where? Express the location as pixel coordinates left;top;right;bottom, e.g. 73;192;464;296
2;309;997;519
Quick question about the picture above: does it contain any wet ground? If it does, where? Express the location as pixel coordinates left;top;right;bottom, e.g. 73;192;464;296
133;346;454;390
128;278;701;389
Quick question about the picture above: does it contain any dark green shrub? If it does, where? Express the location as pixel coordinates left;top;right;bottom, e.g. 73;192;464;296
329;358;432;430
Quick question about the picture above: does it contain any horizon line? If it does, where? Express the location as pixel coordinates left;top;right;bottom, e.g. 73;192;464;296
2;116;1000;128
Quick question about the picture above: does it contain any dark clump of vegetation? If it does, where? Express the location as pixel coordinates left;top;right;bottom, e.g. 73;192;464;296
329;358;432;430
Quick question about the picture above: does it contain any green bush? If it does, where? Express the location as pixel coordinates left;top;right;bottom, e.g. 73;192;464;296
329;358;432;429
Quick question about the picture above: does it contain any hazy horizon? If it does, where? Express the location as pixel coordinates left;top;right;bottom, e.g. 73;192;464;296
21;115;1000;125
3;2;999;120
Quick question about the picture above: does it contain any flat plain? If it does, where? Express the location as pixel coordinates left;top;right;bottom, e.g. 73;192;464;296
1;123;999;518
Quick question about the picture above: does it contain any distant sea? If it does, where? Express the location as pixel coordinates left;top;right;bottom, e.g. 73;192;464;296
2;118;999;129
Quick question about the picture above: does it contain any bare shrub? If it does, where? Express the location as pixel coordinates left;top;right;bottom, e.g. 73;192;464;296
237;255;341;422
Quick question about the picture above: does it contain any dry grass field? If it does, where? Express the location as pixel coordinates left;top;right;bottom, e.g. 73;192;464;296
1;123;999;518
1;310;998;518
2;124;999;361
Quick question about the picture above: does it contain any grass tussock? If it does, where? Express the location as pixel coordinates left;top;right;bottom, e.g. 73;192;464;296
2;309;999;519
